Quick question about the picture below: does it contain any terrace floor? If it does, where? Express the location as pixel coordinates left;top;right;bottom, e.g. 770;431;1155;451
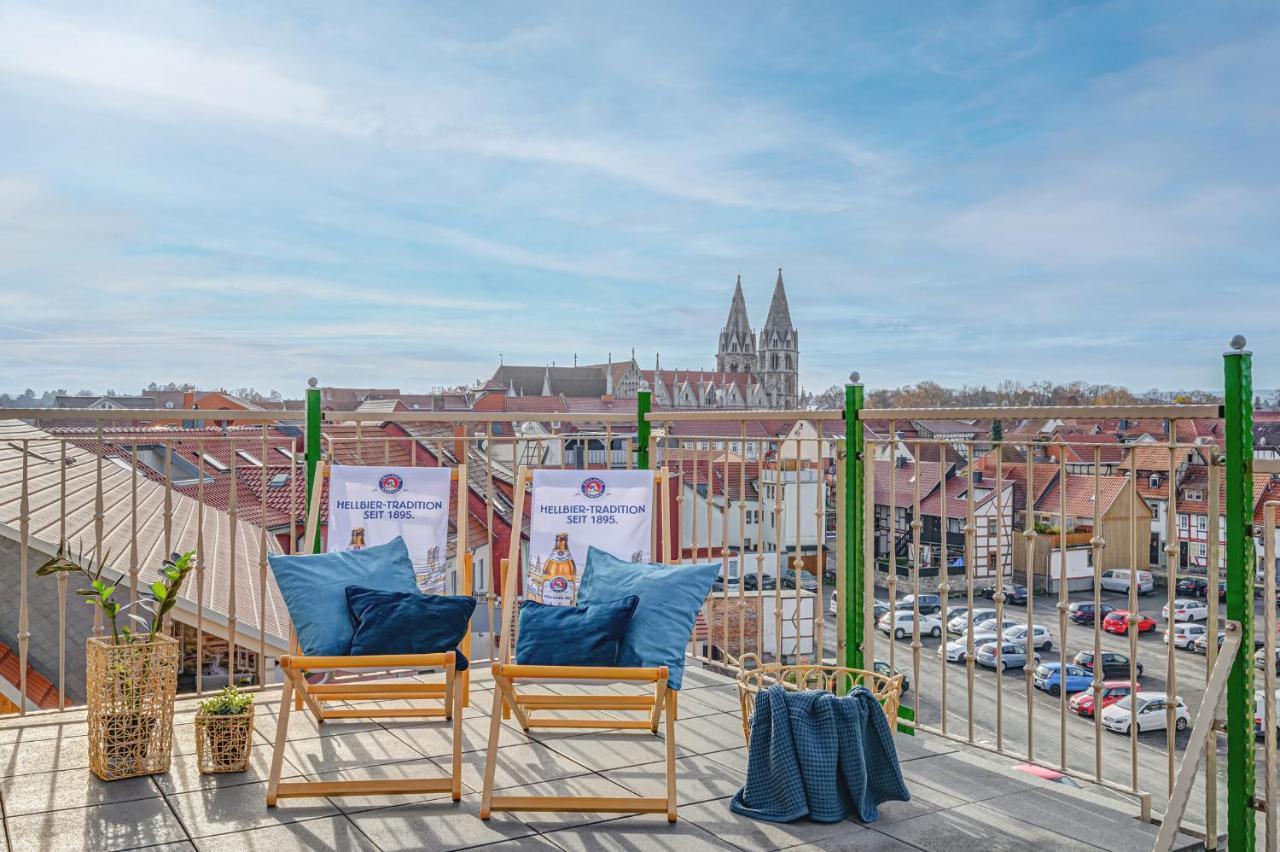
0;665;1203;852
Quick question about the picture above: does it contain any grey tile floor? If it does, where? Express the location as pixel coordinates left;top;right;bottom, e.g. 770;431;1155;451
0;665;1202;851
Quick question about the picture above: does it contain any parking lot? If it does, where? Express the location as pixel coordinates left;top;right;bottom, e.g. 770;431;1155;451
822;582;1277;827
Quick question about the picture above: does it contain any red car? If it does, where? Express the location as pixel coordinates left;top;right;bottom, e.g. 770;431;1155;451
1102;610;1157;636
1069;681;1135;717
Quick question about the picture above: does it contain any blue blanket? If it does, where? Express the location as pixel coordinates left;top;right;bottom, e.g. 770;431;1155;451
730;684;910;823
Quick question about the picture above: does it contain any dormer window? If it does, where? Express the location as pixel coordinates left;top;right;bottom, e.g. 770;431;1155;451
1148;473;1160;489
1185;489;1203;502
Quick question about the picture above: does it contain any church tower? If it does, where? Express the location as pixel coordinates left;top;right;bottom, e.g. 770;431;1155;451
716;275;756;374
757;268;799;408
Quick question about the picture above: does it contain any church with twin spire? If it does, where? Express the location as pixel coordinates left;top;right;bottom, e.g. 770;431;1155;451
486;269;799;410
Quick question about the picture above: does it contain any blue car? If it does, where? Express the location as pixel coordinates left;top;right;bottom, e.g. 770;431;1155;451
1032;663;1092;697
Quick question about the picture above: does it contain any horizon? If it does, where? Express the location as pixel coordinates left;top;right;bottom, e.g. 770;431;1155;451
2;3;1278;393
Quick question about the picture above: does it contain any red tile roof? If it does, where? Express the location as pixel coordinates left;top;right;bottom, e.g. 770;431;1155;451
0;640;61;711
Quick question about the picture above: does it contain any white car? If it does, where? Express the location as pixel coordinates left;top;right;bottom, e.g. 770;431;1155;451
1004;624;1053;652
1101;692;1191;735
829;590;838;615
1100;569;1154;595
1166;622;1208;649
1162;598;1209;622
974;617;1020;635
942;639;973;662
878;610;943;640
949;608;997;635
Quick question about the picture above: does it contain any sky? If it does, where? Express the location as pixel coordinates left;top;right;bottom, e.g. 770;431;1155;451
1;1;1277;397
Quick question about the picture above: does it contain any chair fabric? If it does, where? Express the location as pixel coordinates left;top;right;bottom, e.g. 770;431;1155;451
346;586;476;670
578;547;719;690
730;684;910;824
267;536;418;657
516;595;639;667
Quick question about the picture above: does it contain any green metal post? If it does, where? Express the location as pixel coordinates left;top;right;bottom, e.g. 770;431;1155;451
636;388;652;470
844;376;865;671
1223;336;1255;849
304;379;323;554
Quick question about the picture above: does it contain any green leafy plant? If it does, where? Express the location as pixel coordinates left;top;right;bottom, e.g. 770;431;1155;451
37;542;196;645
197;685;253;716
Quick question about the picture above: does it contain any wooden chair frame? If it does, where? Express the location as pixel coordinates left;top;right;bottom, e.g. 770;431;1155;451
265;459;471;805
480;465;680;822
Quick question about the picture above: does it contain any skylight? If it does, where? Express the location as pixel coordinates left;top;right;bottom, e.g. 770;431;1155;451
200;453;229;473
275;447;296;461
236;449;263;467
268;473;290;488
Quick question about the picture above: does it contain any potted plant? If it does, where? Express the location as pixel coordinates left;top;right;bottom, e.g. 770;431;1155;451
194;685;254;773
39;544;196;781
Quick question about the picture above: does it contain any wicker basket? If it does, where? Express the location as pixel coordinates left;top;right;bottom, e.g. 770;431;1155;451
85;634;179;781
735;653;904;745
195;707;254;774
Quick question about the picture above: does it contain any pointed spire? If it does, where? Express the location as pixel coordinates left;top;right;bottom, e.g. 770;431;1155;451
541;365;552;396
722;275;752;336
763;267;793;332
605;352;614;396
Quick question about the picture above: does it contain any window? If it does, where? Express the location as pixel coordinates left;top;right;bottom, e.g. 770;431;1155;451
948;518;962;534
1198;543;1207;558
268;473;290;489
274;447;295;461
1185;489;1203;502
1148;474;1160;489
201;452;229;473
1197;516;1207;532
986;518;997;536
236;449;262;467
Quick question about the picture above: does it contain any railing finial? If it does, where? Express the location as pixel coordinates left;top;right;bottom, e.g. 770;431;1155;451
848;372;861;385
307;377;318;388
1229;334;1246;351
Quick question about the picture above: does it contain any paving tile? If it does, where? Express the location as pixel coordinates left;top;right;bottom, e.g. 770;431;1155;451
0;733;89;777
542;730;691;772
865;781;967;827
474;837;561;850
251;703;381;744
167;778;338;837
604;755;745;806
872;802;1099;851
303;758;457;814
278;727;426;777
787;831;924;851
890;734;960;763
496;774;662;833
983;788;1194;852
897;750;1034;805
347;793;536;850
670;714;751;755
440;739;593;792
678;686;744;714
157;737;304;795
193;815;378;851
543;812;740;851
0;716;88;746
382;707;533;757
6;796;189;852
701;746;749;775
0;765;160;816
678;797;860;850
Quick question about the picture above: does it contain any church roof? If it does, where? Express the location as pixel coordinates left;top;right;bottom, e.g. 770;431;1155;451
762;268;794;332
490;365;607;398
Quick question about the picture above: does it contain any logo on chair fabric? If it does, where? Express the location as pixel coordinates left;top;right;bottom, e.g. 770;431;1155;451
581;476;606;499
378;472;405;495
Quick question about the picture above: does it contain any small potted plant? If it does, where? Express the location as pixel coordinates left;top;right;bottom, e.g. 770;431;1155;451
38;544;195;781
195;685;255;773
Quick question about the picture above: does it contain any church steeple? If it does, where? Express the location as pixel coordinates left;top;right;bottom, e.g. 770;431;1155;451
762;268;794;336
716;275;756;374
757;267;799;408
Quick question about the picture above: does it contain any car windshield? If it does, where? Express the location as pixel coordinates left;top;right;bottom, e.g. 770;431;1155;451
1034;665;1051;678
1113;696;1134;711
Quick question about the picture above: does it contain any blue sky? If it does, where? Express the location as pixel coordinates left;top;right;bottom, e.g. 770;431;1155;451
1;1;1277;396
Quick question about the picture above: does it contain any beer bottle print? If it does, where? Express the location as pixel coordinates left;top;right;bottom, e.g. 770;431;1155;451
540;532;577;606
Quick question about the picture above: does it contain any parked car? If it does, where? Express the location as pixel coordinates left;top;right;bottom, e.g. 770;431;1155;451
1193;631;1267;655
1162;598;1209;622
980;585;1028;605
1068;601;1116;625
1101;692;1190;734
1003;623;1053;652
1175;576;1211;598
974;617;1021;635
895;594;944;615
948;607;997;635
1102;610;1158;636
1099;569;1155;595
1032;663;1092;696
975;641;1038;672
941;638;971;663
1070;681;1135;717
1256;647;1280;675
1256;688;1279;738
741;572;775;591
872;659;910;695
878;610;943;640
781;568;818;591
944;605;970;623
1166;622;1209;650
1073;650;1144;679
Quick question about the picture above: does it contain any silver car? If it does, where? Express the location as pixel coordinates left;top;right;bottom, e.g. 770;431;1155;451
975;640;1039;672
949;607;997;635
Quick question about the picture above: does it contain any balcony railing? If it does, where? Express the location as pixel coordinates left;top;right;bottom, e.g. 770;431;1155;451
0;354;1273;849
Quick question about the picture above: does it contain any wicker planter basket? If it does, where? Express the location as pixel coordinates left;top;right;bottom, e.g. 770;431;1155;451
195;707;254;774
86;634;179;781
735;653;904;745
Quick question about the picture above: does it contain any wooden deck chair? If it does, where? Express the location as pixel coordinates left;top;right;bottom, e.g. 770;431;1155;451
265;459;472;805
480;466;680;823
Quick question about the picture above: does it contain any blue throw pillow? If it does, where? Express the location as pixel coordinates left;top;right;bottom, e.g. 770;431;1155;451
516;596;639;667
267;537;419;657
345;586;476;670
578;547;719;689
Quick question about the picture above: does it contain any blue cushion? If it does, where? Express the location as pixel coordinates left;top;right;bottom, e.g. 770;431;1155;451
516;596;639;667
345;586;476;670
267;537;419;657
578;547;719;689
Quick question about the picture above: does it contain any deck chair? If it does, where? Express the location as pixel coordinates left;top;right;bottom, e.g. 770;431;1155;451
480;466;681;823
265;460;472;805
